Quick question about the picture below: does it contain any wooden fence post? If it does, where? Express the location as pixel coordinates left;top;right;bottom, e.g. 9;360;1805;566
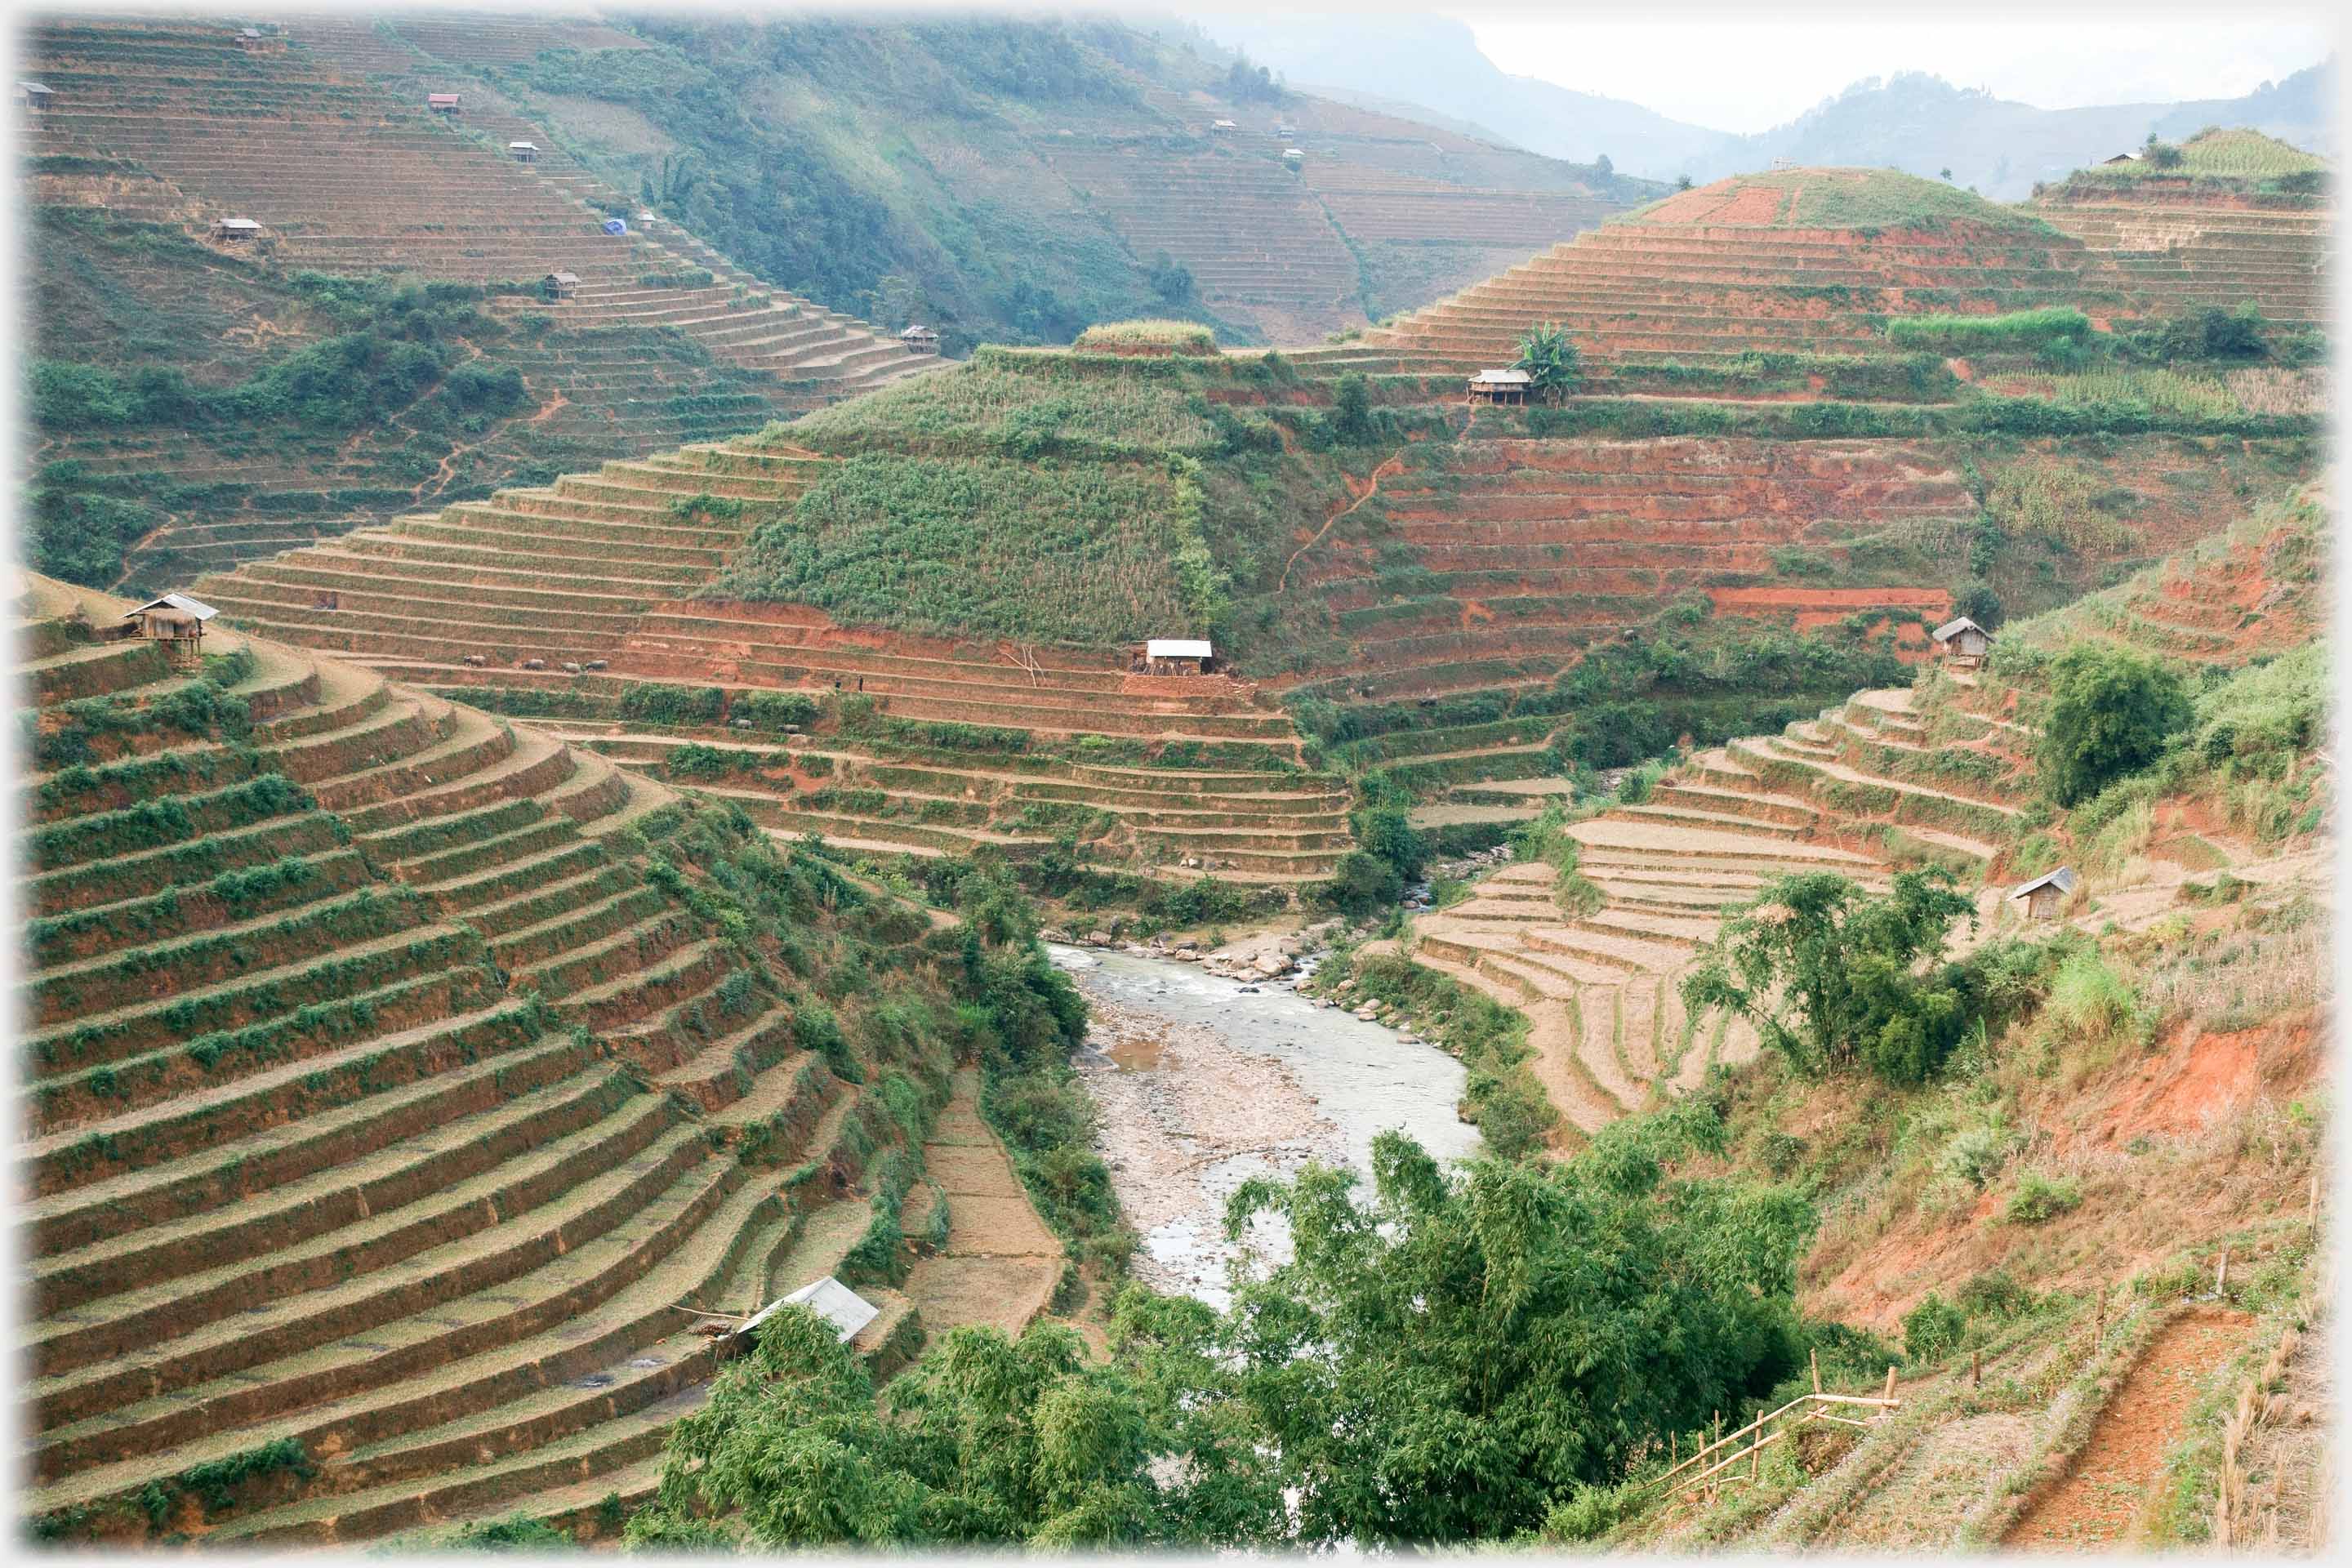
1811;1348;1821;1395
1883;1364;1896;1401
2310;1170;2320;1232
1971;1348;1981;1388
2095;1286;2107;1354
2217;1249;2230;1298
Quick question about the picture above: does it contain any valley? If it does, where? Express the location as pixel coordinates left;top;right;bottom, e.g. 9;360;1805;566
10;6;2334;1556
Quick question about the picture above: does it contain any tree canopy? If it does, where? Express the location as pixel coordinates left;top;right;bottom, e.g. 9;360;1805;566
1682;868;1978;1081
2036;644;2193;806
626;1109;1829;1550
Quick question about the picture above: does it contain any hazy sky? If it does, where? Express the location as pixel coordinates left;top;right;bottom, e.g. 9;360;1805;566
1452;7;2336;133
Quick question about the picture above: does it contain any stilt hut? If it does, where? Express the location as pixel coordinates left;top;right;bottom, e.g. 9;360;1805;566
123;593;217;670
1468;368;1532;405
1931;615;1993;669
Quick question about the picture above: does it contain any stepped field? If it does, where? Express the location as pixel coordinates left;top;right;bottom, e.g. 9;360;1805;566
13;571;983;1546
23;15;940;591
2032;131;2331;327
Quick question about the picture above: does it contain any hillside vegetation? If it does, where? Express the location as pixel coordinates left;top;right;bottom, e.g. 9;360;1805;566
447;12;1649;348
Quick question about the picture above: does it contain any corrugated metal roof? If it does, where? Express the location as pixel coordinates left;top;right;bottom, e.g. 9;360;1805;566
1471;368;1533;385
2011;866;2078;899
125;592;218;621
1146;639;1213;660
1931;616;1987;642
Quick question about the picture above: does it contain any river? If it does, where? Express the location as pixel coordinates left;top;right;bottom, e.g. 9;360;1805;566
1049;943;1481;1307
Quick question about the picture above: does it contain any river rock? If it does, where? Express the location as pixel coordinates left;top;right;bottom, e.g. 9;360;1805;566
1353;1005;1379;1021
1085;930;1114;947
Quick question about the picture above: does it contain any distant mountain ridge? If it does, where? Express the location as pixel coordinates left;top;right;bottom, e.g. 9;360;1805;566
1194;14;2332;198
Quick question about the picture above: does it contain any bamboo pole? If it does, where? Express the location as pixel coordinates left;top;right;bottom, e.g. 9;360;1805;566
1811;1348;1821;1394
1883;1363;1897;1401
1971;1348;1981;1388
1672;1428;1796;1495
2216;1249;2230;1297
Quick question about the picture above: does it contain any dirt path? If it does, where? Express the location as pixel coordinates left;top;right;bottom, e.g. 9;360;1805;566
2004;1308;2256;1550
900;1068;1063;1338
1277;445;1406;593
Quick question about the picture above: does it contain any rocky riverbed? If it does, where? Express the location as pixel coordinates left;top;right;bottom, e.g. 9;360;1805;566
1052;943;1481;1307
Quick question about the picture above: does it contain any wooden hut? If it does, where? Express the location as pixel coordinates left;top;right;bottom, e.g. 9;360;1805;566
123;593;216;669
212;216;263;243
1467;368;1532;405
17;81;54;114
1931;615;1993;669
235;27;287;56
542;270;580;301
1209;118;1236;133
427;92;461;114
898;324;939;354
1141;638;1214;676
507;140;540;163
2011;866;2078;922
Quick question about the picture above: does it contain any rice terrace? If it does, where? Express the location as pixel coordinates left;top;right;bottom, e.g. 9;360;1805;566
6;2;2339;1555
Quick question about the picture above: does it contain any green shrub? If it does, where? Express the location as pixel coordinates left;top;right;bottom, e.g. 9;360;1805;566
1902;1292;1967;1361
2004;1169;2083;1224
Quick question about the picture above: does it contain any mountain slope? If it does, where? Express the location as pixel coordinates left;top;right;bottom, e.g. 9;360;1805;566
359;10;1653;347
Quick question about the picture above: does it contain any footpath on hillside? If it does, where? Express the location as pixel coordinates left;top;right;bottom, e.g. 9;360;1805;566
2002;1308;2256;1549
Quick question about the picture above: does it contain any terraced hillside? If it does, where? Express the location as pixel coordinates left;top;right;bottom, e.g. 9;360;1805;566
185;422;1347;887
1401;679;2024;1138
22;16;938;591
2032;131;2331;326
1276;434;1967;706
1405;474;2328;1149
1356;169;2132;372
394;10;1648;347
14;572;969;1545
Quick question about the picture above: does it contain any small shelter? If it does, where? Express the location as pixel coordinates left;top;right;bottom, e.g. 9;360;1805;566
235;27;286;56
123;593;216;669
1142;638;1214;675
1281;146;1305;164
507;140;539;163
2011;866;2078;922
1930;615;1993;668
1209;118;1236;133
1273;122;1298;138
1468;368;1532;405
542;270;580;300
212;216;262;242
17;80;54;113
898;323;939;354
729;1276;879;1347
635;210;659;228
426;92;461;114
2102;151;2140;166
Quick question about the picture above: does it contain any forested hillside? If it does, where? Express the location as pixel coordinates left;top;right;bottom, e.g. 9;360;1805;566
423;11;1651;346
